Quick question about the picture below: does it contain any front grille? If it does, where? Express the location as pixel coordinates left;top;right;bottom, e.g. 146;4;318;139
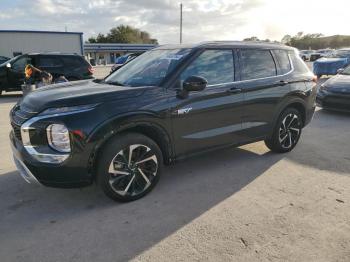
10;104;38;142
11;122;22;141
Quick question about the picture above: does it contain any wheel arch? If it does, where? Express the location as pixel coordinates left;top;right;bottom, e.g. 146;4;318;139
270;96;307;136
87;117;173;180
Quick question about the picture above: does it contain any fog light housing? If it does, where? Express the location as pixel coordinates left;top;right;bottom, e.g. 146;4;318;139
46;124;71;153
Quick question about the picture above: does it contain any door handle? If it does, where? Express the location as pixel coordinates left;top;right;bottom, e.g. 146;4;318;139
227;87;242;94
278;80;289;86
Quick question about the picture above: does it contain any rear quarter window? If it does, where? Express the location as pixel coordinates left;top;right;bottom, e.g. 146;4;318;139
240;49;276;80
272;50;291;74
289;51;310;74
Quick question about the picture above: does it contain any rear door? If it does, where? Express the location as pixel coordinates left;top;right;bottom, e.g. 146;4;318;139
37;55;64;79
234;48;292;141
171;49;244;156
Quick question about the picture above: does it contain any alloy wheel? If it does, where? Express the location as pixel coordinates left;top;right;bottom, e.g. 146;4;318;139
108;144;158;197
278;113;301;149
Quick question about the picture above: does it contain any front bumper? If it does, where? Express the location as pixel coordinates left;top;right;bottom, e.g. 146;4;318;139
12;142;41;185
10;131;93;188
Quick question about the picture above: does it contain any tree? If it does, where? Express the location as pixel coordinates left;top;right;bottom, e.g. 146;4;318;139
88;25;158;44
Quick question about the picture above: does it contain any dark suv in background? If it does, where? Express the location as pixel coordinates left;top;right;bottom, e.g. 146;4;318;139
10;41;317;202
0;53;93;95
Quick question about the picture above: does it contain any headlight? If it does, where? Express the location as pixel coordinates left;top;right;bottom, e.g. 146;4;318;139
39;104;98;116
46;124;71;153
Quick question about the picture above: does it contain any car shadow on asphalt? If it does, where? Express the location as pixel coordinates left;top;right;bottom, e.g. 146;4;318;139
286;109;350;175
0;146;283;261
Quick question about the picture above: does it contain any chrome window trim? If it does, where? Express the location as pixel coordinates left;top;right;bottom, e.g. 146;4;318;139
207;53;294;88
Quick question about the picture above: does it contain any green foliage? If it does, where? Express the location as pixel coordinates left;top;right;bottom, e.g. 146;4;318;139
88;25;158;44
282;32;350;49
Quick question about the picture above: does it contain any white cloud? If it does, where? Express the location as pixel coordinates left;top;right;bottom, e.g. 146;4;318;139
0;0;349;44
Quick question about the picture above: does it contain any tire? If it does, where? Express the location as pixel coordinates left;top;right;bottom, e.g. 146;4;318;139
265;108;303;153
97;133;163;202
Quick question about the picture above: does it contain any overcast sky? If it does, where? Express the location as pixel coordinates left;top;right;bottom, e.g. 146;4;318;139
0;0;349;44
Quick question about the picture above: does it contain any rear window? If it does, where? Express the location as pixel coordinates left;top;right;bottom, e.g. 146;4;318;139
240;49;276;80
273;50;291;74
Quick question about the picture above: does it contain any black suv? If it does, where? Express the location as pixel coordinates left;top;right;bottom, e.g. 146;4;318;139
10;42;317;202
0;53;93;95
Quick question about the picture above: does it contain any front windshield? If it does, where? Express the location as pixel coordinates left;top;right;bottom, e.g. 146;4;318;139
105;48;191;87
330;50;350;58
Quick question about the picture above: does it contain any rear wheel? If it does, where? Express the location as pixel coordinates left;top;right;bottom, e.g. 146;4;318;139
265;108;303;153
97;133;163;202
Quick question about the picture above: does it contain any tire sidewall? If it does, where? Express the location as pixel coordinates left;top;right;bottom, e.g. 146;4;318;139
97;133;163;202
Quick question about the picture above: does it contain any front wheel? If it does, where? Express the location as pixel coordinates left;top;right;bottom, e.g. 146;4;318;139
97;133;163;202
265;108;303;153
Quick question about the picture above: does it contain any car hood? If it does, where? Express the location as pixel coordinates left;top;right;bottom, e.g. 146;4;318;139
324;74;350;93
20;80;147;113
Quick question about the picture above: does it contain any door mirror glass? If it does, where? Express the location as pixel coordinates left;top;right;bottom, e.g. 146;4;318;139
183;75;207;92
337;68;344;74
6;63;11;68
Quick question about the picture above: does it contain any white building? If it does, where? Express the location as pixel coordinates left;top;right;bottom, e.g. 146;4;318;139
0;30;84;58
84;43;157;65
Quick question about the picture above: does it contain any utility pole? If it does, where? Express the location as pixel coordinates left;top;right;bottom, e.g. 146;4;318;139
180;3;183;44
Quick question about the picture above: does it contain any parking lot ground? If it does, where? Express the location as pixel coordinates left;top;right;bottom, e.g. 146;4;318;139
0;85;350;261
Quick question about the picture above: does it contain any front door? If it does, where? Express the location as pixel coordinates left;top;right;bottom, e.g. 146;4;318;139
7;55;32;90
171;49;243;157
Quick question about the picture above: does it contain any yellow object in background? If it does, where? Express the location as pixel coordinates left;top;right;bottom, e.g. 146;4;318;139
25;64;33;79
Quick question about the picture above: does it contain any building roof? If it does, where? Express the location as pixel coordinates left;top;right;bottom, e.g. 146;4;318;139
0;30;83;35
84;43;157;52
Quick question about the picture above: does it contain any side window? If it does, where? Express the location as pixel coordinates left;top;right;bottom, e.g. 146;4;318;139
180;50;234;85
12;56;31;72
38;56;62;67
240;49;276;80
61;56;84;68
289;51;310;74
273;50;291;74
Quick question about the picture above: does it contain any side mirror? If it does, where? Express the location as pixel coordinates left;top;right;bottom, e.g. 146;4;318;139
337;68;344;74
183;76;207;92
6;63;11;69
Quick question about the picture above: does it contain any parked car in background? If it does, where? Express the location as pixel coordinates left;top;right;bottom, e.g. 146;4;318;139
309;49;333;62
313;49;350;78
0;56;10;64
317;65;350;112
10;41;317;202
299;50;314;61
0;53;93;95
110;53;141;73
